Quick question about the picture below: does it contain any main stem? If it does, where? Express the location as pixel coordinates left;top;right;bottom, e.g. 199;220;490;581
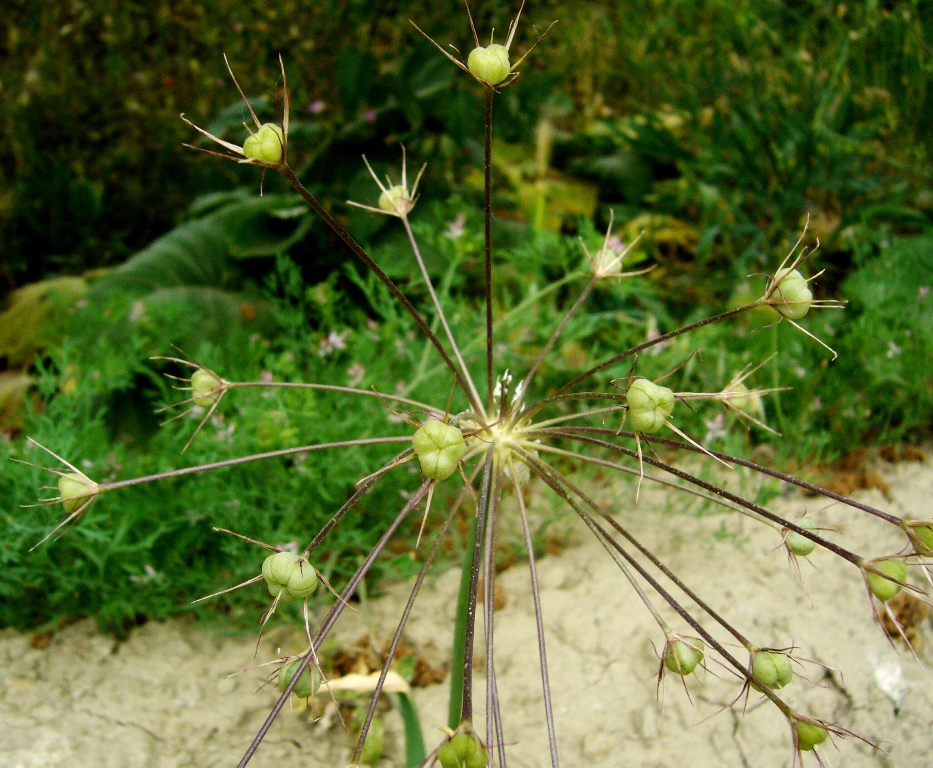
484;88;495;411
460;446;495;724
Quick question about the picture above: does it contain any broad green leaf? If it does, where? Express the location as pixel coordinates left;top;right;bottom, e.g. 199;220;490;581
0;277;88;366
92;195;311;297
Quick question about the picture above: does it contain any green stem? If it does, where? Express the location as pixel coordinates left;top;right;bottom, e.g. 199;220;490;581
448;519;476;729
396;693;427;768
459;446;495;725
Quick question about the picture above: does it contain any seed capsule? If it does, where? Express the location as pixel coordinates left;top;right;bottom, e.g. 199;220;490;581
785;517;818;557
437;729;488;768
866;558;907;602
626;378;675;434
664;637;704;676
285;559;318;599
278;659;315;698
467;44;510;85
796;720;828;751
190;369;223;408
378;184;412;214
751;650;793;690
908;523;933;556
770;268;813;320
243;123;285;164
57;472;99;514
412;419;467;482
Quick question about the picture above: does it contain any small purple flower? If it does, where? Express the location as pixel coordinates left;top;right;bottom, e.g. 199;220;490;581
364;109;377;124
704;413;727;444
919;286;930;300
445;213;467;240
308;99;325;114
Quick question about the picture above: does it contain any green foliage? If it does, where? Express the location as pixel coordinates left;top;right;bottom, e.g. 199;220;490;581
0;277;89;367
5;0;929;293
91;192;311;297
0;274;447;631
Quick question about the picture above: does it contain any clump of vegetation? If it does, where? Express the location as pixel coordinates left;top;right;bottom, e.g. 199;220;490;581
13;3;932;767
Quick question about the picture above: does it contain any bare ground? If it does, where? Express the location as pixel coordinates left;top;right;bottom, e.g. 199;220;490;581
2;454;932;768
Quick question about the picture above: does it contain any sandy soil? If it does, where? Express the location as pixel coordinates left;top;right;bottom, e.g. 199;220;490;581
2;454;932;768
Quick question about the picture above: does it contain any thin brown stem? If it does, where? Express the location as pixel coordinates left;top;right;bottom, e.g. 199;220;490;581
534;457;755;651
351;483;462;763
483;469;502;753
548;302;763;403
229;381;435;413
531;443;769;525
517;277;596;407
279;164;484;417
401;215;485;415
484;89;495;410
236;482;429;768
98;437;411;494
513;465;560;768
524;451;793;717
538;429;865;567
564;427;903;526
304;448;410;557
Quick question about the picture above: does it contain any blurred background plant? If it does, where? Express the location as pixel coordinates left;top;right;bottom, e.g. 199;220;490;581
1;0;931;632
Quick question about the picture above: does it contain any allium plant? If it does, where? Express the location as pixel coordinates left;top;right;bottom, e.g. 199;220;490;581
18;3;932;767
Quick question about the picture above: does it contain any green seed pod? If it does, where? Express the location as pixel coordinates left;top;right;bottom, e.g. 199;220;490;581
437;729;488;768
57;472;98;514
412;419;467;482
908;523;933;556
785;517;818;557
467;44;510;85
243;123;285;164
285;559;318;600
770;268;813;320
751;650;793;690
190;369;223;408
262;551;300;588
626;378;675;434
866;558;908;602
378;184;412;214
278;659;315;698
727;382;764;416
664;637;704;676
796;720;828;751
